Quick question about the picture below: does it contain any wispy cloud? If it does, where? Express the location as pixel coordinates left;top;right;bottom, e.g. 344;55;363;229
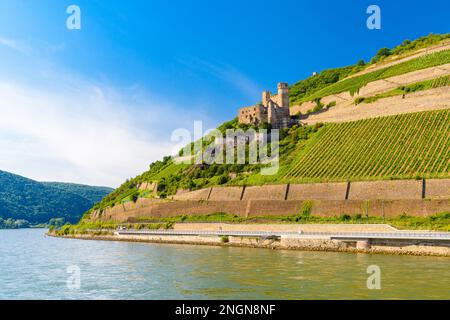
0;37;32;55
43;42;66;54
177;57;262;100
0;75;201;187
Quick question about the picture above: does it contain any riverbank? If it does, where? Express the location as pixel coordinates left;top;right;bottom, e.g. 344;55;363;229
49;223;450;257
5;228;450;299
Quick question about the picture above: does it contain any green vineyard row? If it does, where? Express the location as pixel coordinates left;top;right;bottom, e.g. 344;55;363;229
282;109;450;182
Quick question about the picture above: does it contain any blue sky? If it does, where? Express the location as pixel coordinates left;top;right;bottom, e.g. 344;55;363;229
0;0;448;187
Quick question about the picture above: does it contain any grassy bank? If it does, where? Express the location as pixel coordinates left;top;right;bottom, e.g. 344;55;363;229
133;212;450;231
56;212;450;236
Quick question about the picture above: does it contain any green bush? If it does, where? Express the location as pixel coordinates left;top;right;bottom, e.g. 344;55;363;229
371;47;392;63
131;191;139;203
217;175;229;185
290;66;356;104
354;97;366;105
300;201;313;217
326;101;336;108
312;98;325;112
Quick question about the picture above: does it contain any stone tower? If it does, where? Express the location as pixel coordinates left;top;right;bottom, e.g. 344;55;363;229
277;82;289;108
238;82;291;129
262;90;271;107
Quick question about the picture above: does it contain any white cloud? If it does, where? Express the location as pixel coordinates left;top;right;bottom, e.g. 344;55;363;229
0;77;199;187
0;37;31;55
0;39;220;188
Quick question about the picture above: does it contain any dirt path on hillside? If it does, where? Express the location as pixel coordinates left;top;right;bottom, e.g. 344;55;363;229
348;41;450;78
302;86;450;125
291;63;450;116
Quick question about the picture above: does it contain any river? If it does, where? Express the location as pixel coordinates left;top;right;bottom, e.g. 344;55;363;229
0;229;448;299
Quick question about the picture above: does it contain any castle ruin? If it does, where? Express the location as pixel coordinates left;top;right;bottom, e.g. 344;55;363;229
238;82;291;129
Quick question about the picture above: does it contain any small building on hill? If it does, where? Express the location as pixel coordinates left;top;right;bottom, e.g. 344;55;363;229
238;82;292;129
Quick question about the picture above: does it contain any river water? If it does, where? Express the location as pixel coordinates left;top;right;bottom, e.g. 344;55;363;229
0;229;448;299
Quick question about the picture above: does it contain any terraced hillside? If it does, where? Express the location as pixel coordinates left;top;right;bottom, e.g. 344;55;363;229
306;49;449;100
290;35;450;105
280;109;449;182
93;109;449;213
84;34;450;216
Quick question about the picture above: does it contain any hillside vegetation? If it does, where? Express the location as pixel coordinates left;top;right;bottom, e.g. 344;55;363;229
84;34;450;217
90;109;449;213
289;33;449;105
295;49;449;104
0;170;113;225
354;75;450;105
280;109;449;182
42;182;113;204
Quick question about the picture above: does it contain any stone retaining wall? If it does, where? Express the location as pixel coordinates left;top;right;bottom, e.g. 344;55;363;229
242;185;288;201
93;179;449;222
287;182;348;200
172;187;211;201
96;199;449;223
425;179;450;199
208;186;244;201
170;179;449;203
348;180;423;200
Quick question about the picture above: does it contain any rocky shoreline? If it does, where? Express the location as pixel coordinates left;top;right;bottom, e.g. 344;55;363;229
49;232;450;257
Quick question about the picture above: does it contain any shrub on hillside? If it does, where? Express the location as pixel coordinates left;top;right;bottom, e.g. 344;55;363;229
217;175;229;185
312;98;325;112
354;97;366;105
326;101;337;108
371;47;392;63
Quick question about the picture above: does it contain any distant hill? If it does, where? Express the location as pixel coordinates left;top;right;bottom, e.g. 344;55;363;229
41;182;113;204
0;170;113;224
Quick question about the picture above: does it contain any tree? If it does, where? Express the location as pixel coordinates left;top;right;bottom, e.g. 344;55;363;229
217;175;229;185
371;47;392;63
131;191;139;203
49;218;66;228
14;219;30;228
0;217;30;229
402;39;411;46
376;47;391;57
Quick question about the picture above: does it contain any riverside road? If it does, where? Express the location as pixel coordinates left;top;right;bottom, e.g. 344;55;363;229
115;229;450;241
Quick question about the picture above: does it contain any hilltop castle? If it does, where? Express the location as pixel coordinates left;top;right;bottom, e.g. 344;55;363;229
238;82;291;129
